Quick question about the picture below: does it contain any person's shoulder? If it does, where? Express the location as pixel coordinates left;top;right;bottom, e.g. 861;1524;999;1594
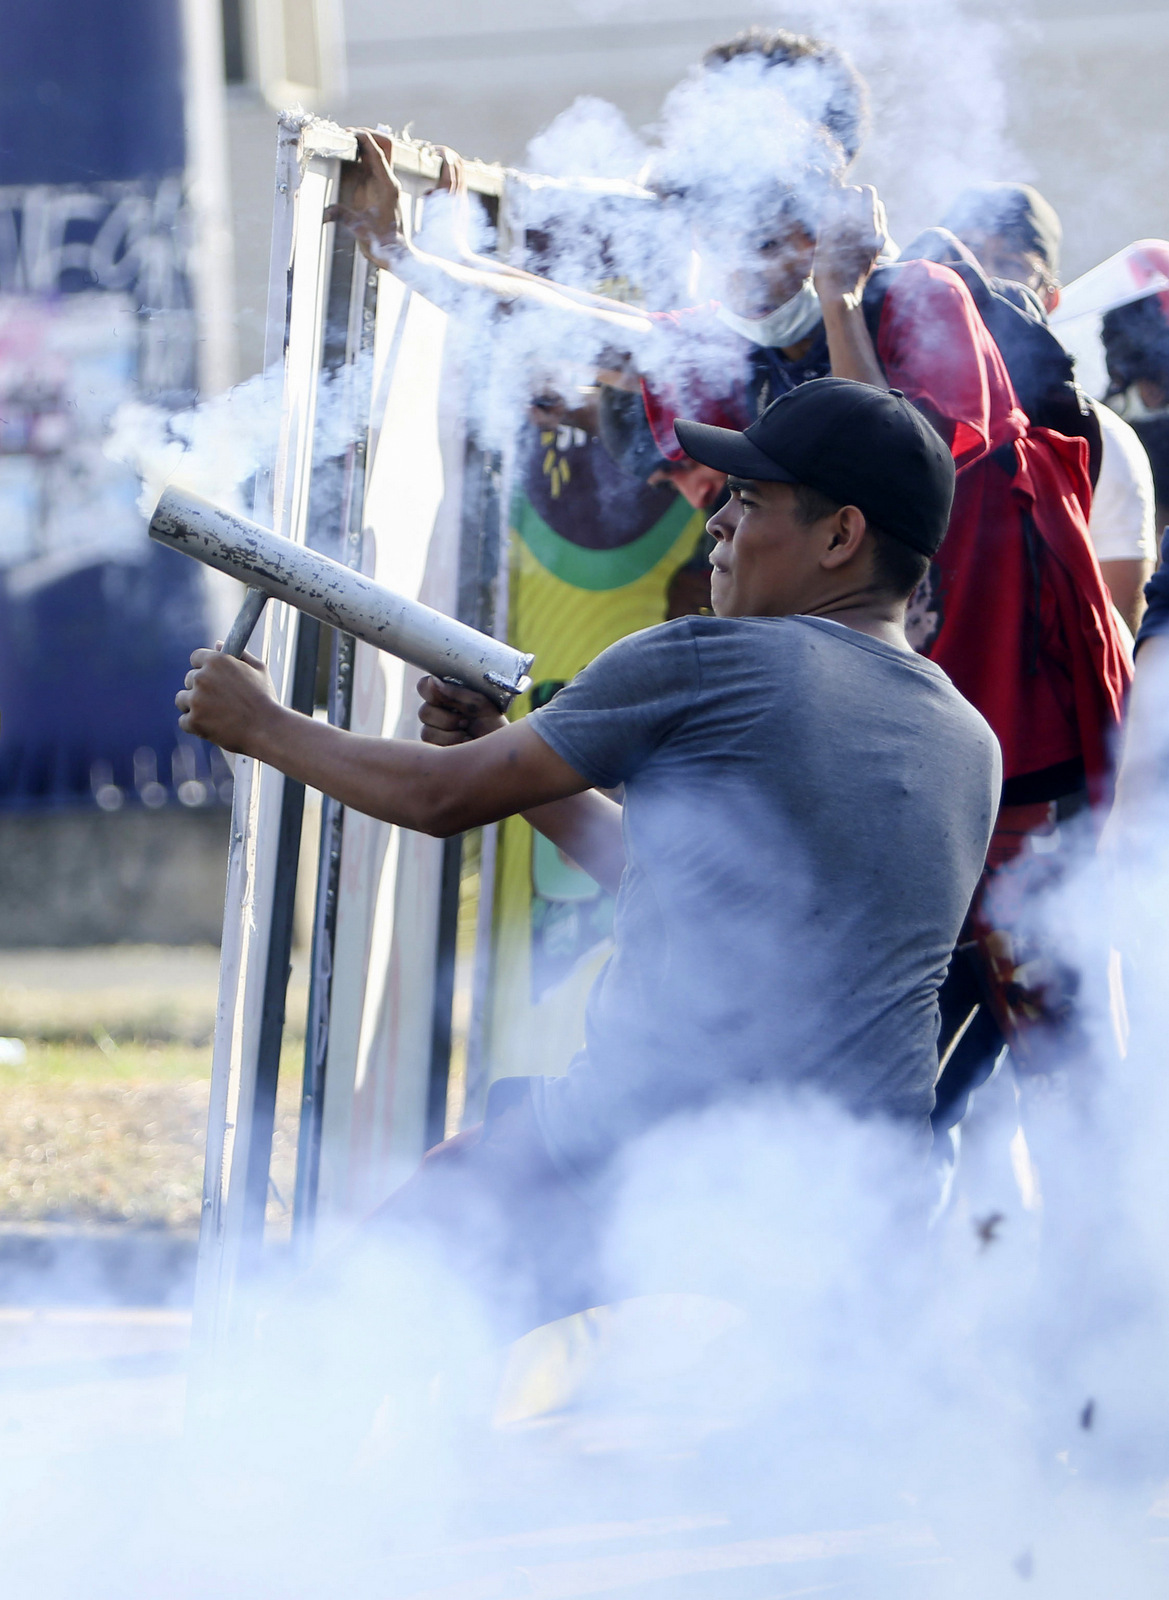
785;620;987;721
934;691;1002;814
685;614;890;674
891;655;1002;791
614;616;703;648
878;258;979;321
682;614;815;650
687;614;931;655
779;615;940;667
585;617;703;677
885;257;971;294
685;614;820;634
937;675;997;735
926;670;1002;763
1094;396;1141;444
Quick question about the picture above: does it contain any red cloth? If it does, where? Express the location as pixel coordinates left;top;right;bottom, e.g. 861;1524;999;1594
641;260;1028;467
874;259;1027;465
923;429;1130;796
638;261;1131;793
640;306;757;457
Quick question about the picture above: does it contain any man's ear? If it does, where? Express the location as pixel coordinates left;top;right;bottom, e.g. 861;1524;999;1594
1044;284;1061;314
820;505;869;568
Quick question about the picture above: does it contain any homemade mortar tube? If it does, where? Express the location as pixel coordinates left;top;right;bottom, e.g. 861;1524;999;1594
149;487;534;707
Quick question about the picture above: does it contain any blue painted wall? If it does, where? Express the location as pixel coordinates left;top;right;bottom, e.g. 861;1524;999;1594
0;0;186;184
0;0;225;812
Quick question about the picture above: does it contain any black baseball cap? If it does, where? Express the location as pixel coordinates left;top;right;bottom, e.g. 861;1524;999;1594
942;182;1062;278
674;378;955;556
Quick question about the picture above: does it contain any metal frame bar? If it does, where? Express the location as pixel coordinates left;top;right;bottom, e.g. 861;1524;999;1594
430;438;511;1138
425;836;464;1148
299;120;505;198
193;115;349;1361
195;117;539;1343
290;124;510;1220
238;611;319;1273
459;446;514;1130
293;238;380;1255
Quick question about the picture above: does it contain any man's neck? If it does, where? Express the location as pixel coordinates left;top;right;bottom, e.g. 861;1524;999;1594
800;595;913;653
780;330;820;361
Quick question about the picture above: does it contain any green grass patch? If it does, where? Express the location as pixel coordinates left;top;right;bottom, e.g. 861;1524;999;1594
0;1040;305;1228
0;1040;214;1087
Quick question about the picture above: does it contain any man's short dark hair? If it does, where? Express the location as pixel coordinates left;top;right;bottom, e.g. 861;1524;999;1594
1103;293;1169;397
703;27;869;165
791;484;931;599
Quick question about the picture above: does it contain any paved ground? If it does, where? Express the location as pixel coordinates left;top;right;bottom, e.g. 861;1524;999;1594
0;1306;189;1456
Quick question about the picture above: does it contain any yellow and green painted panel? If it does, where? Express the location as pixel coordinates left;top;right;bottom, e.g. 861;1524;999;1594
483;423;708;1084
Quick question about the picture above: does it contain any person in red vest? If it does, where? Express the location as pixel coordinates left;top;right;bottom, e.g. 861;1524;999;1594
939;183;1155;635
637;217;1131;1122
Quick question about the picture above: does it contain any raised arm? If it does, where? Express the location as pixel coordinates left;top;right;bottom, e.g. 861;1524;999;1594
813;184;888;391
326;131;651;342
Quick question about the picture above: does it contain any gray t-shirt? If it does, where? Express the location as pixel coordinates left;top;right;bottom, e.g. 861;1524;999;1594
526;614;1000;1175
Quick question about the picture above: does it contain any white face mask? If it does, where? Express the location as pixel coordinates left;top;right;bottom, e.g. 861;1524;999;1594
714;278;823;348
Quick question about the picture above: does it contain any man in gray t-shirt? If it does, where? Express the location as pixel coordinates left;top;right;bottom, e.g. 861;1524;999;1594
524;607;997;1177
177;379;1000;1334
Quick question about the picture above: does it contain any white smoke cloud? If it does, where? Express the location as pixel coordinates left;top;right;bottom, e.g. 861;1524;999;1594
103;351;378;526
103;365;284;521
4;1007;1169;1596
519;0;1027;297
527;95;650;184
819;0;1024;238
16;7;1165;1594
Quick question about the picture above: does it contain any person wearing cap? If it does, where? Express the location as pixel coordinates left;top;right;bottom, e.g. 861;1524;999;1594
940;183;1063;306
176;379;999;1338
942;181;1156;634
319;44;1128;1162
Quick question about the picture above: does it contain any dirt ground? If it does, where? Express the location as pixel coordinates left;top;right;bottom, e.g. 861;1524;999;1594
0;947;306;1235
0;1042;302;1232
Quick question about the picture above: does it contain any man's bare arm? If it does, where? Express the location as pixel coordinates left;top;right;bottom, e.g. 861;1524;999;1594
176;652;591;837
416;676;626;893
327;131;650;339
813;184;888;391
1100;556;1152;636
